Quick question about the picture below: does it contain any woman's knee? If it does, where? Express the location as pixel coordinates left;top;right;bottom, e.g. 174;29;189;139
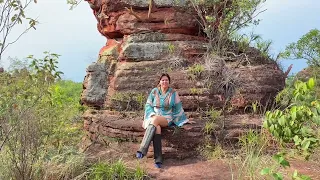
150;116;160;125
151;116;167;127
150;116;157;125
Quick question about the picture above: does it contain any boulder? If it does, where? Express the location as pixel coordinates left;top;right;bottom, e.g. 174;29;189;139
81;63;108;108
81;0;286;159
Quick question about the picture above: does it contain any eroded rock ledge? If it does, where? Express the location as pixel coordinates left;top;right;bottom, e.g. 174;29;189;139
83;110;262;158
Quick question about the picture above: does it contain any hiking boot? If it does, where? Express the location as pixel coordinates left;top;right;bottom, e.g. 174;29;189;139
137;124;156;158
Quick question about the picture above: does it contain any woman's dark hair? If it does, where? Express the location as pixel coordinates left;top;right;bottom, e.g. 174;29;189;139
159;73;171;84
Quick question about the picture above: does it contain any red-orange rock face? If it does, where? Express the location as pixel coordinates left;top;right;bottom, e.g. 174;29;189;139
81;0;286;158
86;0;200;38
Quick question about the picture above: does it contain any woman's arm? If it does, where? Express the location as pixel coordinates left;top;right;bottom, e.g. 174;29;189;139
172;91;189;126
144;88;156;119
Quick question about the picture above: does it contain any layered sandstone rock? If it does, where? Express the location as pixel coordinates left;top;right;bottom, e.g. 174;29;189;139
81;0;285;158
86;0;198;38
83;110;262;159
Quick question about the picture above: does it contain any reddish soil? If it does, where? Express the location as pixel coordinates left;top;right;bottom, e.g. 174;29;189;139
84;143;320;180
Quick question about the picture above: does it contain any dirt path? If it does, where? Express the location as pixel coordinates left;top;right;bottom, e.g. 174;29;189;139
85;144;320;180
144;158;320;180
142;158;232;180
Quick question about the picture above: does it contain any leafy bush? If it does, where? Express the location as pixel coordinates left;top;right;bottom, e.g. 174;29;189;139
264;78;320;158
0;53;83;179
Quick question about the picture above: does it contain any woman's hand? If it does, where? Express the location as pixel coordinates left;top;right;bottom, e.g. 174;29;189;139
187;118;196;124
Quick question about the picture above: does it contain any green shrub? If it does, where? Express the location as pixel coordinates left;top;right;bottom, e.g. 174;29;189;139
88;160;147;180
0;53;83;179
264;78;320;158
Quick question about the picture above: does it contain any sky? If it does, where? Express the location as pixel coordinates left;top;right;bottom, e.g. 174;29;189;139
252;0;320;74
1;0;319;82
1;1;106;82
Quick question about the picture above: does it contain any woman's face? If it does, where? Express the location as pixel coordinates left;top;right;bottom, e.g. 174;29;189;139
159;76;169;89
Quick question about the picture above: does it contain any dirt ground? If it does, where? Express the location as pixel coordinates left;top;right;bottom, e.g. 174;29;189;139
142;158;232;180
85;143;320;180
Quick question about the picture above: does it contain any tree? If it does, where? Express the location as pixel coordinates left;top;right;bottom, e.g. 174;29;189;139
281;29;320;67
190;0;267;54
0;0;38;61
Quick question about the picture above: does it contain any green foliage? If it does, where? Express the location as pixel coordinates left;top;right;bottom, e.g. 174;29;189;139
237;35;250;52
0;150;12;180
45;80;84;150
261;152;311;180
281;29;320;67
88;160;147;180
235;130;270;179
197;135;225;160
28;52;63;80
0;53;83;179
39;147;87;179
231;32;273;58
0;0;38;60
292;170;312;180
144;67;151;72
0;52;62;179
272;153;290;168
190;0;266;54
193;0;265;32
168;43;175;54
187;64;205;79
244;100;262;114
204;121;216;135
260;153;290;179
238;130;267;155
255;38;273;58
262;77;318;180
111;92;147;111
133;164;146;180
200;142;225;160
206;107;222;122
264;78;320;158
190;87;203;95
231;33;255;52
203;107;221;134
252;101;259;114
290;67;320;100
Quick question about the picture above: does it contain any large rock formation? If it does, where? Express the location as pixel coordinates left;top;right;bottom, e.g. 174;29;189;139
81;0;285;158
86;0;199;39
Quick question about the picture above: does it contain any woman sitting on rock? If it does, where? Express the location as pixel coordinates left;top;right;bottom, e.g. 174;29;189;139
136;73;189;168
